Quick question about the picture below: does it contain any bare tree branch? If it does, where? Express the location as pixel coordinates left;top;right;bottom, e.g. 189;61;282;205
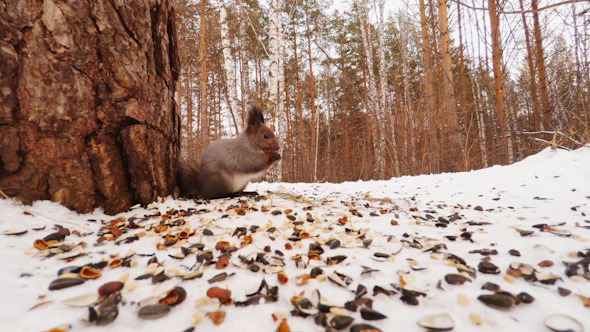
449;0;587;15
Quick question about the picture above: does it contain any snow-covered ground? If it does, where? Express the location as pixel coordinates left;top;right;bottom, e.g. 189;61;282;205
1;146;589;332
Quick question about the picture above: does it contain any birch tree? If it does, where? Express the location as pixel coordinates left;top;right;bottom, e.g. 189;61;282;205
378;0;399;175
268;0;283;116
355;0;385;177
219;0;241;132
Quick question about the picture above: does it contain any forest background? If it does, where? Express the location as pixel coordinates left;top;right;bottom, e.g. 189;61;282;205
1;0;588;215
176;0;590;182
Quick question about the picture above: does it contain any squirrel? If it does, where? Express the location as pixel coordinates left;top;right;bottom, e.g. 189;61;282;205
177;106;281;199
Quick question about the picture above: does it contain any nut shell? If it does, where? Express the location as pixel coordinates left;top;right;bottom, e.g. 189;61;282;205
98;281;124;296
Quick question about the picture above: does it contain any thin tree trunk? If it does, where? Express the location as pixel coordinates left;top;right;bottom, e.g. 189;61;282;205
268;0;282;116
239;3;250;125
456;0;472;169
361;54;375;178
292;21;305;181
219;0;240;133
305;0;317;182
343;105;351;181
283;70;292;181
473;79;489;167
356;0;384;178
519;0;541;132
488;0;510;164
531;0;552;131
184;75;195;156
267;0;284;181
419;0;437;173
438;0;464;171
199;0;209;150
572;3;589;128
378;0;398;176
429;0;443;169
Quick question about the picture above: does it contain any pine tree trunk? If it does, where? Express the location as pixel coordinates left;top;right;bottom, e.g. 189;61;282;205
518;0;541;133
305;0;317;182
377;0;398;176
291;20;305;182
438;0;464;171
419;0;437;173
531;0;552;131
488;0;510;164
199;0;209;151
184;75;195;157
0;0;180;214
239;3;249;126
343;105;351;181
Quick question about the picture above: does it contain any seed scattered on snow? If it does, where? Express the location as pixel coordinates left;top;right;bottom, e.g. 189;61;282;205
417;313;455;331
3;185;588;332
544;313;584;332
138;304;170;319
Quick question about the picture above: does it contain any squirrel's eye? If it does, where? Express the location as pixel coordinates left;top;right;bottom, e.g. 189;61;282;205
264;134;270;139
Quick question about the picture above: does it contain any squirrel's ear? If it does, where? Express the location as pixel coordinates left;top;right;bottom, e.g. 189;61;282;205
245;107;264;135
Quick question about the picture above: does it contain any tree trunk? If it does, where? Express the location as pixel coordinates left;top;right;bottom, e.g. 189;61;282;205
531;0;552;131
419;0;437;173
219;0;240;133
184;75;195;158
305;0;317;182
292;20;305;182
356;0;384;178
343;105;351;181
456;0;472;169
268;0;282;116
438;0;464;171
519;0;541;132
0;0;180;214
488;0;510;164
268;0;285;182
429;0;444;169
378;0;398;176
199;0;209;150
239;3;250;126
283;71;292;181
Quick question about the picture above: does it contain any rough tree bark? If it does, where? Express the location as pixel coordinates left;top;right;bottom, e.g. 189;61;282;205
0;0;180;214
199;0;209;151
438;0;464;172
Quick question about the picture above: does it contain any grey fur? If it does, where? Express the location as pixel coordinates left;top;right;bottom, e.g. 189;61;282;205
178;107;280;199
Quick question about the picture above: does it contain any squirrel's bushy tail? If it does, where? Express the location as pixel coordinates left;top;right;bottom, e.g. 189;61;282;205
177;162;200;197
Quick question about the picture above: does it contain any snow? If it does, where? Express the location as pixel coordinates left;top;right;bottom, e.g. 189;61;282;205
1;146;589;332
